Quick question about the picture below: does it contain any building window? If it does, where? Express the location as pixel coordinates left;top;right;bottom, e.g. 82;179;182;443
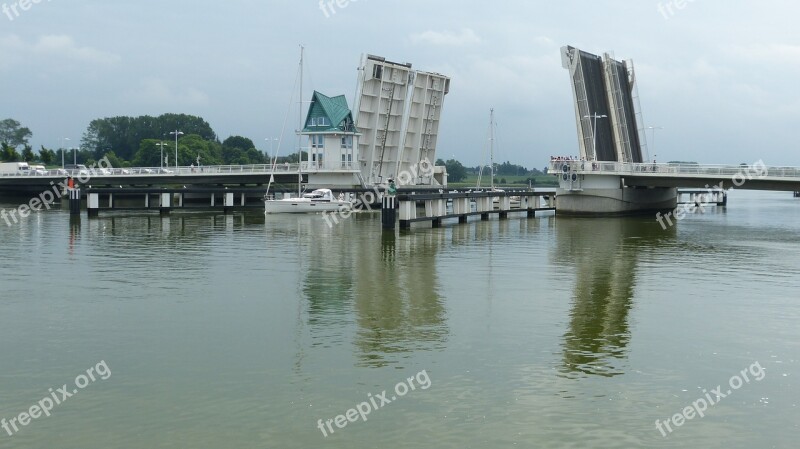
318;117;328;127
311;135;324;149
341;135;353;149
373;65;383;80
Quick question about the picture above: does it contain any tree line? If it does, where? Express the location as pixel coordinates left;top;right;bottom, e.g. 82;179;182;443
1;116;547;178
436;158;547;183
0;115;276;167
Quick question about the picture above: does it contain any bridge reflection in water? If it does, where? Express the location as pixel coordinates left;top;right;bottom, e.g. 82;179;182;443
270;215;448;369
554;217;676;378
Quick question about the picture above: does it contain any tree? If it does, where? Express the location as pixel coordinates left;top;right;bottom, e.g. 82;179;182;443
82;113;217;161
39;146;56;165
132;139;169;167
1;142;20;161
444;159;467;182
221;136;266;165
0;119;32;149
102;151;124;169
177;134;223;166
276;151;308;164
496;161;528;176
21;145;35;162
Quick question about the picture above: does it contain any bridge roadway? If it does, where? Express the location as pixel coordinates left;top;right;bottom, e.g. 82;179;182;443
550;160;800;191
0;164;355;194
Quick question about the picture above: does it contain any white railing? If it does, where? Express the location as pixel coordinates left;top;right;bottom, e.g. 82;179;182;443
548;160;800;179
0;163;362;178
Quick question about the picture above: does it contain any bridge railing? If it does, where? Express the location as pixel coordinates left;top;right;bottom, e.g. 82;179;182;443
548;160;800;179
0;164;307;178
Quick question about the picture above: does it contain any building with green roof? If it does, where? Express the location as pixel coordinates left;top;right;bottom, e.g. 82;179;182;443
301;91;360;172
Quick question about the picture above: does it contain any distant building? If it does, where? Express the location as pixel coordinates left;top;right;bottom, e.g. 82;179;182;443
301;91;360;172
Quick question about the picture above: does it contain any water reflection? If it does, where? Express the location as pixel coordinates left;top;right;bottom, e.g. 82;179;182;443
352;230;447;367
554;217;675;378
275;214;448;368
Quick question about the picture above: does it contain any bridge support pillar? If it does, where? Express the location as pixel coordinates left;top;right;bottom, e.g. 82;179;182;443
224;192;234;214
556;175;677;216
398;199;416;230
160;192;172;216
87;193;99;217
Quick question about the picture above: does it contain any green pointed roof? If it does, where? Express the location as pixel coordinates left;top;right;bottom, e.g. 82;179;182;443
303;91;357;133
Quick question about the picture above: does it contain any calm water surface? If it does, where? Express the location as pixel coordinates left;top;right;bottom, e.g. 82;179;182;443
0;190;798;448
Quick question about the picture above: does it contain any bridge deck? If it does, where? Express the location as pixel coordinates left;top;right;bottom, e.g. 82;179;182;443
549;161;800;191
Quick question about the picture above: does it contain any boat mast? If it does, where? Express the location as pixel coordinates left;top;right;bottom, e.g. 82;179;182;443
490;108;495;190
298;45;304;197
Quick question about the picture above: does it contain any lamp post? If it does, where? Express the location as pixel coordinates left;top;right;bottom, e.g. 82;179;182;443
584;113;607;161
170;130;184;169
72;147;78;165
60;137;69;168
646;126;663;162
155;141;169;169
265;138;278;163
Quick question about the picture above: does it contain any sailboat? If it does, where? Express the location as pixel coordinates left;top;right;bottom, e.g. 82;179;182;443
476;109;505;206
265;47;353;214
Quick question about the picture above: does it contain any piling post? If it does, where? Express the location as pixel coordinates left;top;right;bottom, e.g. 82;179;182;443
87;192;99;217
398;191;415;229
526;195;536;218
160;192;172;216
224;192;234;214
453;197;469;223
498;196;510;219
382;196;396;230
69;188;81;216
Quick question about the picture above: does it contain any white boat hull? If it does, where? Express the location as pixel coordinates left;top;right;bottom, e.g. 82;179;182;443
264;199;352;214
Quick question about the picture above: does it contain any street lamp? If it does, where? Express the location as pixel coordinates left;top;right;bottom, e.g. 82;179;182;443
265;138;278;162
170;130;184;169
155;141;169;169
584;113;607;161
60;137;70;168
646;126;663;162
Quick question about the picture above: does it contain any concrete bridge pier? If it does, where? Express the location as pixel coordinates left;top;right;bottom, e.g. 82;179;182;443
556;174;677;216
160;192;172;216
475;197;492;221
224;192;234;214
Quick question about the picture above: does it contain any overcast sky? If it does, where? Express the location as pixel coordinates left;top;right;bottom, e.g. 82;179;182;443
2;0;798;168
